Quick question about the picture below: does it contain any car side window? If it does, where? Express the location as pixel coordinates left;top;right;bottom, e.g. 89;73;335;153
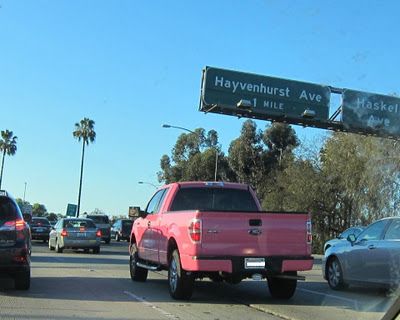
384;220;400;240
145;189;167;215
357;220;387;241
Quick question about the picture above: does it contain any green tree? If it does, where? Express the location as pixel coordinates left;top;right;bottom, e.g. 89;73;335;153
15;198;31;213
228;120;264;188
0;130;17;189
46;212;60;222
158;128;233;183
32;203;47;217
73;118;96;217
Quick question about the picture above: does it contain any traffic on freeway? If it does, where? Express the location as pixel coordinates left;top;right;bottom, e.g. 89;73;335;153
2;1;400;320
0;240;397;320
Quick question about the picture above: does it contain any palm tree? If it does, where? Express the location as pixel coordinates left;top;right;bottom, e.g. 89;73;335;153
0;130;18;189
73;118;96;217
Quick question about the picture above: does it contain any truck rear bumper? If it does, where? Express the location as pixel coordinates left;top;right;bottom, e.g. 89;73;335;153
181;254;313;274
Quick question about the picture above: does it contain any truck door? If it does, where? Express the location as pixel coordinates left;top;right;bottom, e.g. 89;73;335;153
141;189;167;262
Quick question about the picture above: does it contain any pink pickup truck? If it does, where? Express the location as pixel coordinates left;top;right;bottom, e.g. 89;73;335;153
129;181;313;300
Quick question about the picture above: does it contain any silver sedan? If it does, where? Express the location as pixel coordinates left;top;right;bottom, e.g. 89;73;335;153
49;218;101;254
323;217;400;290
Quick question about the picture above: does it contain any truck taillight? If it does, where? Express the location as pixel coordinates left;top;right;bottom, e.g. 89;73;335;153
188;219;201;243
306;220;312;244
96;230;102;237
61;229;68;237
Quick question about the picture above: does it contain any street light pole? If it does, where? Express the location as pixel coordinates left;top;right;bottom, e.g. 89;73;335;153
162;124;219;181
23;182;27;201
138;181;158;188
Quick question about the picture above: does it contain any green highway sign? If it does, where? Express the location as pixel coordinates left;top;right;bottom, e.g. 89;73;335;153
66;203;77;217
200;67;331;123
342;89;400;138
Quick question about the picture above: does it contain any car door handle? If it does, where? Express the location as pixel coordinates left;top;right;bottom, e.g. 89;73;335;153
368;245;376;250
147;221;151;228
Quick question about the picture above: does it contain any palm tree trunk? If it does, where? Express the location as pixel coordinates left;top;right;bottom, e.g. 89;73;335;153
77;140;86;217
0;149;6;189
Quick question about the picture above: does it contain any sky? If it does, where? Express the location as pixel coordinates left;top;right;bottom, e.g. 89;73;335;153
0;0;399;217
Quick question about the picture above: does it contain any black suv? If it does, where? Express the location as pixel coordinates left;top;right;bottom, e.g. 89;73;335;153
30;217;51;242
0;190;31;289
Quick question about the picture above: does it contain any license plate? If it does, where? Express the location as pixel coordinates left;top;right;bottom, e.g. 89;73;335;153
77;232;86;237
36;228;44;232
245;258;265;269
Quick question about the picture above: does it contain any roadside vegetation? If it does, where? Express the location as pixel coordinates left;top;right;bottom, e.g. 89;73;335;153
158;120;400;253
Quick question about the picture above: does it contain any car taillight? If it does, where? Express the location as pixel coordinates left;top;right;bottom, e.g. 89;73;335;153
4;219;26;231
15;219;26;231
61;229;68;237
96;230;102;237
188;219;201;243
306;220;312;244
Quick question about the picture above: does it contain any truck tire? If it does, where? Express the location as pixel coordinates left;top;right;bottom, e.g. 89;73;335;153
267;272;297;299
15;270;30;290
327;257;347;290
129;244;148;282
168;249;194;300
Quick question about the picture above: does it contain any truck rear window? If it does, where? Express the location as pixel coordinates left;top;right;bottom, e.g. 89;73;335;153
170;188;259;212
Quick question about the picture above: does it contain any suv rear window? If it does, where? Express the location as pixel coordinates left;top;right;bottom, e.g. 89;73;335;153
170;187;259;212
86;215;109;224
0;197;19;224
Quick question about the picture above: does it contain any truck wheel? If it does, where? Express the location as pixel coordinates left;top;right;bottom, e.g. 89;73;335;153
327;257;347;290
267;272;297;299
168;249;194;300
15;270;31;290
129;244;148;282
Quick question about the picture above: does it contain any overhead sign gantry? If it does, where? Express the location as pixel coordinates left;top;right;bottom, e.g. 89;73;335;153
199;66;400;140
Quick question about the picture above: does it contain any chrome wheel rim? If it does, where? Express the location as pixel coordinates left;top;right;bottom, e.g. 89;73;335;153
328;260;340;287
169;258;178;292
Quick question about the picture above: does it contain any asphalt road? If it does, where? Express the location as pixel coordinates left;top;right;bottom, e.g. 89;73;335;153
0;241;397;320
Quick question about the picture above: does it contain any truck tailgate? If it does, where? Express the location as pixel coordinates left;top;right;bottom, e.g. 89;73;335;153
199;212;310;257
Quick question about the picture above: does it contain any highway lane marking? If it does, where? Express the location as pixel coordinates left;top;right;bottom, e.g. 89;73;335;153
298;288;359;310
124;291;180;319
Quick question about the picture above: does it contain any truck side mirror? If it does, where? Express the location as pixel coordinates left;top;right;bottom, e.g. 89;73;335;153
139;209;147;218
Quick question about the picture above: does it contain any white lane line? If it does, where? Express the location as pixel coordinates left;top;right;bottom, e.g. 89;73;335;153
298;288;359;310
124;291;179;319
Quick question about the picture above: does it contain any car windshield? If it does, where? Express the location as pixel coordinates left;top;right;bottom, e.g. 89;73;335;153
339;227;364;239
2;1;400;319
